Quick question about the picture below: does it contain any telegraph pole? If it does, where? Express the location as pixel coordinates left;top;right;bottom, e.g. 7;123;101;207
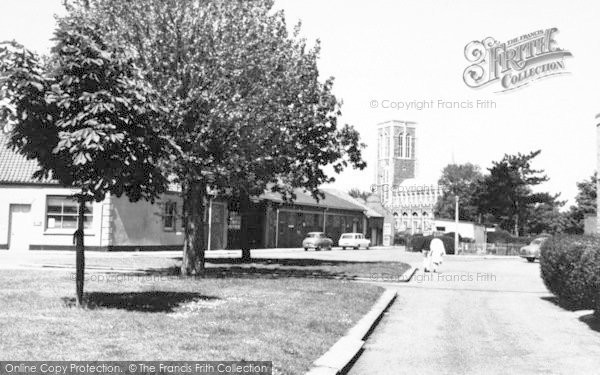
454;195;459;254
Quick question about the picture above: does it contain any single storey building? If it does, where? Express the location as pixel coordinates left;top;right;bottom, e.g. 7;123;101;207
0;134;369;252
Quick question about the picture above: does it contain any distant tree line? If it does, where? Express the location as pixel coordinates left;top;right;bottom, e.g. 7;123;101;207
434;151;596;236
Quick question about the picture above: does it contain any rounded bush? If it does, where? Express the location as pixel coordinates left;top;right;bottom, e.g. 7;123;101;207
540;235;600;311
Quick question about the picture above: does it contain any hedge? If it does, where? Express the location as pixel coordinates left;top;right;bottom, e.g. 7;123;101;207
486;229;532;245
540;235;600;316
409;234;458;255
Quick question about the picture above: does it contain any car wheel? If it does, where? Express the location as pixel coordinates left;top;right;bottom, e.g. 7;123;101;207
316;246;321;251
304;247;308;251
366;246;370;250
354;246;359;250
342;247;346;250
327;245;332;251
526;257;535;263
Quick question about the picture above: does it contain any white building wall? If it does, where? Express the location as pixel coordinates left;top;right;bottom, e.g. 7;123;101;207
0;185;104;250
434;219;485;244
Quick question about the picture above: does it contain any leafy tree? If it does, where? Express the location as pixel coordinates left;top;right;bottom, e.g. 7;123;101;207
434;163;483;222
0;15;169;305
564;173;597;234
348;188;371;201
67;0;366;271
522;195;567;235
476;150;552;236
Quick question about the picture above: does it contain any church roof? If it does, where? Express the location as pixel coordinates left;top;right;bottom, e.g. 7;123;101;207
396;177;439;187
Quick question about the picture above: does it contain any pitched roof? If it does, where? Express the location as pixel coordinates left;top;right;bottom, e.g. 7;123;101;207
260;188;366;212
322;188;384;218
0;133;56;185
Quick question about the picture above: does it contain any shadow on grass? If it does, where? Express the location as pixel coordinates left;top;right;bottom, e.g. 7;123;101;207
579;314;600;333
138;257;405;280
167;257;379;266
143;265;357;280
541;296;600;333
205;257;369;266
540;296;581;312
62;292;220;312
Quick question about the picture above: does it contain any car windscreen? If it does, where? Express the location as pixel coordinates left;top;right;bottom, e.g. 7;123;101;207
341;234;352;239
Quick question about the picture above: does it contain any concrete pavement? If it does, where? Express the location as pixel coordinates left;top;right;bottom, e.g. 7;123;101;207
349;257;600;375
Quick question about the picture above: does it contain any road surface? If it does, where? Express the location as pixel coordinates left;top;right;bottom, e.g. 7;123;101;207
349;257;600;375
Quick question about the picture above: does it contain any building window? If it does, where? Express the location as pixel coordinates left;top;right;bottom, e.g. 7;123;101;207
414;220;421;231
405;134;412;159
228;211;241;230
383;130;389;158
395;132;403;157
163;201;177;230
46;196;93;230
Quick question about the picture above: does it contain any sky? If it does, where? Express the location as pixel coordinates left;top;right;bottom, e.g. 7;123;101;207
1;0;598;205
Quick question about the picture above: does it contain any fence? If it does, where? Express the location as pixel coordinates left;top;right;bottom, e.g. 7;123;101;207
456;242;523;256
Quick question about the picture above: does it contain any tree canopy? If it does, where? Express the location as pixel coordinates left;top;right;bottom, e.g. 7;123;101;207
434;163;482;222
468;150;554;236
434;152;568;236
564;173;597;234
65;0;366;272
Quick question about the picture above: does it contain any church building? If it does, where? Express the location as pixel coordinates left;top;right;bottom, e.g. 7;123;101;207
375;120;443;240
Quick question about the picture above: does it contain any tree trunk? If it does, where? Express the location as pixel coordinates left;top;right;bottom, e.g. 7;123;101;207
181;181;206;276
240;191;251;263
75;198;85;307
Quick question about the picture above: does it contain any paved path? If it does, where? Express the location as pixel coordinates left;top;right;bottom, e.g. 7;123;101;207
349;257;600;375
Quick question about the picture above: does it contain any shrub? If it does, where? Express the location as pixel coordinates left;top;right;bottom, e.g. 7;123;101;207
409;235;456;255
440;235;456;255
486;229;513;243
394;231;412;246
409;235;430;252
540;235;600;314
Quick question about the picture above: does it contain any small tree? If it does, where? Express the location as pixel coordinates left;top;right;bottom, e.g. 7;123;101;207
434;163;483;222
349;188;371;201
0;14;169;305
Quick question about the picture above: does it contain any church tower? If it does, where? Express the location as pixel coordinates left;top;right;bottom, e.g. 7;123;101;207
375;120;417;204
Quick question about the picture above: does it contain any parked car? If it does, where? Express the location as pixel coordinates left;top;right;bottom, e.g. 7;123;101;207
520;236;550;262
339;233;370;250
302;232;333;251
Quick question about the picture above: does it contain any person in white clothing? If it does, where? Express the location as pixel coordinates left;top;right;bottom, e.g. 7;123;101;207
429;237;446;273
422;245;432;272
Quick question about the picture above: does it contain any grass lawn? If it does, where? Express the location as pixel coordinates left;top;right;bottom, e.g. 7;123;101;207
0;256;409;374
